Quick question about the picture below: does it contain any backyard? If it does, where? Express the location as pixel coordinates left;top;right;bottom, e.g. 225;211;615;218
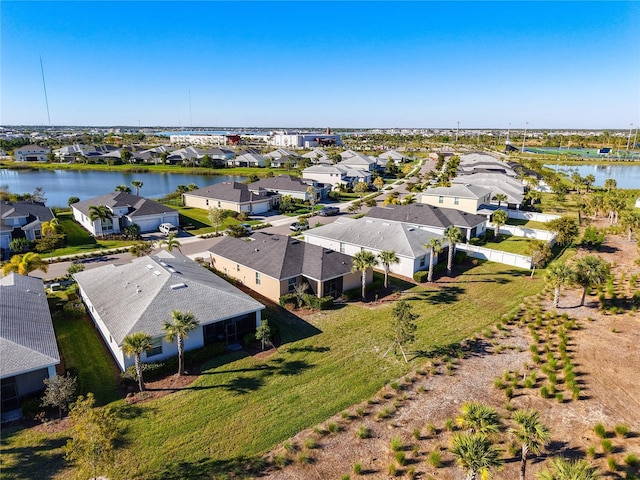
0;260;545;479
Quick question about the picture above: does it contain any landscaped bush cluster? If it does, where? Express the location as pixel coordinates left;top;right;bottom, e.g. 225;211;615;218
62;301;86;319
581;226;605;250
121;342;226;381
279;293;334;310
413;271;429;283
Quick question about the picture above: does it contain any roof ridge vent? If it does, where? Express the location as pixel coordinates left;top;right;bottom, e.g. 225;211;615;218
170;283;187;290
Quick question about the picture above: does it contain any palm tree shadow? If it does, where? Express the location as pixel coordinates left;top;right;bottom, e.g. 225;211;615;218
405;285;466;304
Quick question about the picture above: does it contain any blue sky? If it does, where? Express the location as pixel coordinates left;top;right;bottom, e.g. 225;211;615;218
1;1;639;129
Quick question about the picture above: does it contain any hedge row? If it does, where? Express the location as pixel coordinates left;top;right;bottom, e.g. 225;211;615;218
279;293;334;310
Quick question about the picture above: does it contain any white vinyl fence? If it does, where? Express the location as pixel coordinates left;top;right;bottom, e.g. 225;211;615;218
506;210;560;223
457;244;533;270
487;223;557;245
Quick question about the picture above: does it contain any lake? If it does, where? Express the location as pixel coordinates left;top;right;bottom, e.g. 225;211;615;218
544;164;640;190
0;169;247;207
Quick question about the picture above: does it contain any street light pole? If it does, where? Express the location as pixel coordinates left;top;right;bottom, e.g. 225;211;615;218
456;121;460;142
522;122;528;152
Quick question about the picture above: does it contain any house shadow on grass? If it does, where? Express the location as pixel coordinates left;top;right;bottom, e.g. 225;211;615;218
0;436;68;480
405;285;466;304
146;455;267;480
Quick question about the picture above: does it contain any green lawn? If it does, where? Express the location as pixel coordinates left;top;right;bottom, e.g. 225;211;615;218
167;205;261;235
483;234;543;255
0;261;545;480
52;310;121;405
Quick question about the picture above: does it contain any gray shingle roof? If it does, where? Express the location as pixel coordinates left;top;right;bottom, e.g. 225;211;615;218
1;201;54;226
0;274;60;378
184;182;269;203
209;232;353;281
367;204;486;229
249;175;312;194
73;251;264;345
304;217;444;258
71;192;177;217
422;184;492;200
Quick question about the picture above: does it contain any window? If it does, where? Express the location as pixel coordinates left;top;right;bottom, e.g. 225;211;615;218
454;197;460;205
146;338;163;357
438;196;444;204
420;256;426;267
255;272;261;285
217;201;221;208
206;199;209;206
34;229;42;239
339;242;345;253
288;277;297;292
236;264;240;272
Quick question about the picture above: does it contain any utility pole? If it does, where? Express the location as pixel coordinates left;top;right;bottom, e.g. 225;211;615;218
626;123;633;151
522;122;528;152
456;121;460;142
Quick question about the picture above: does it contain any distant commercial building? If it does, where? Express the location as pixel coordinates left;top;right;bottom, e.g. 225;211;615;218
268;130;342;149
170;134;230;146
14;145;50;162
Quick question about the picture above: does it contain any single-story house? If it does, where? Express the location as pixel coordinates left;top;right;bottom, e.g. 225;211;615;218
366;203;487;241
182;181;272;214
451;173;525;209
301;148;329;163
248;175;323;202
303;217;447;278
420;184;493;215
74;251;265;371
264;148;297;160
14;145;50;162
209;232;365;302
378;150;408;165
1;274;60;421
338;150;378;172
230;152;266;167
0;201;55;257
71;192;179;236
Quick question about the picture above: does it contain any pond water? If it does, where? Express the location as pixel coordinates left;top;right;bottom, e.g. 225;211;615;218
0;169;247;207
544;164;640;190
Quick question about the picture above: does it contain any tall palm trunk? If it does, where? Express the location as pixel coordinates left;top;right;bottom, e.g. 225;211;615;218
447;241;455;276
520;444;529;480
384;266;389;288
177;335;185;376
553;286;560;308
580;287;587;306
134;354;145;391
361;271;367;300
427;248;435;282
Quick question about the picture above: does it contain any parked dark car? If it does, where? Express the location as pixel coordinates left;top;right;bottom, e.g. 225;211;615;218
318;206;340;216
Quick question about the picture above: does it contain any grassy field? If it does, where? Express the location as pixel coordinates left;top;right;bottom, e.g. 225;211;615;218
51;310;121;405
483;234;543;255
0;261;545;480
165;205;264;235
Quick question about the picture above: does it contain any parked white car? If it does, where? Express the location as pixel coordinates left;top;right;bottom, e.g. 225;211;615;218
159;223;179;236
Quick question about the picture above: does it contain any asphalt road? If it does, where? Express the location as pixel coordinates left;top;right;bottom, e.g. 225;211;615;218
32;159;436;282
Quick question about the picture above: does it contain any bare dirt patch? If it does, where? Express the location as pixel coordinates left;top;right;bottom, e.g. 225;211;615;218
262;234;640;480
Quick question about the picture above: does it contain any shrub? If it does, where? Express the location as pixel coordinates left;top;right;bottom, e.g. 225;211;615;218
555;392;564;403
624;454;639;467
395;451;406;466
540;386;551;399
353;463;363;475
428;451;443;468
444;418;456;431
279;293;298;308
413;427;421;441
586;446;597;458
62;301;86;319
614;424;629;437
390;436;403;452
607;457;618;471
327;422;340;434
594;423;607;438
357;426;371;439
304;437;318;449
601;439;614;454
388;463;397;476
413;270;429;283
297;452;313;464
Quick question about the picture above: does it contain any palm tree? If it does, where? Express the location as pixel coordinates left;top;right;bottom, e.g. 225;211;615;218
620;209;640;242
492;209;508;240
351;250;378;300
378;250;399;288
159;233;181;252
492;193;508;207
1;252;49;276
583;174;595;192
456;402;502;435
510;409;550;480
536;457;600;480
131;180;143;196
450;432;503;480
574;255;610;306
114;184;132;194
163;311;199;376
41;218;61;237
545;263;575;308
88;205;113;237
444;225;463;275
121;332;152;392
604;178;617;191
424;237;443;282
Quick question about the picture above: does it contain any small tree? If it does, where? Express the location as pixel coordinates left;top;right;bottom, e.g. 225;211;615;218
373;176;384;191
163;311;199;376
42;373;77;419
536;457;600;480
122;332;152;392
450;432;503;480
123;223;141;240
255;319;274;351
306;186;318;214
352;250;378;300
545;263;575;308
131;180;143;196
444;225;463;276
383;300;418;363
510;409;550;480
115;184;132;193
492;209;508;240
208;207;225;235
159;233;182;252
65;393;119;480
574;255;610;306
66;261;85;279
548;216;579;246
492;193;508;207
1;252;49;276
425;237;443;282
378;250;399;288
527;241;552;278
456;402;502;435
67;196;80;206
353;182;369;199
